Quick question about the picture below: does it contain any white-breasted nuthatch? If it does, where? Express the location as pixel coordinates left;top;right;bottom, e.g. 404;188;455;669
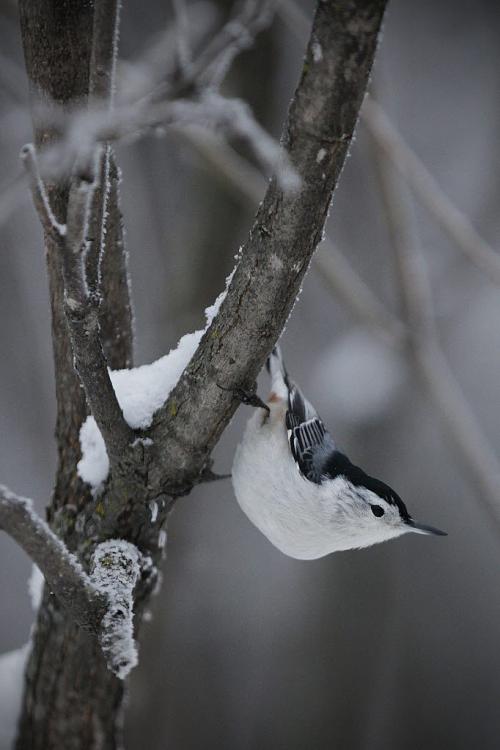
232;347;446;559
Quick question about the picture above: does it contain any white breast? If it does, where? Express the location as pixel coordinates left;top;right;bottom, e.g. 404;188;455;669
232;404;353;559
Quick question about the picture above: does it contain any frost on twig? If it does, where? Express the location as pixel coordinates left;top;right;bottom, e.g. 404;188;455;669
91;540;141;679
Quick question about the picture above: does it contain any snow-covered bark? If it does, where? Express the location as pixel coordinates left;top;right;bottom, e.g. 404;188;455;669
91;540;141;679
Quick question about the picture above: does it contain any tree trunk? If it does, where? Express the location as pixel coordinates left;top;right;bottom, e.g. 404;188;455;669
16;2;133;747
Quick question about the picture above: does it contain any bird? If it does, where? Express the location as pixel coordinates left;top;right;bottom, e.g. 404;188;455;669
232;346;446;560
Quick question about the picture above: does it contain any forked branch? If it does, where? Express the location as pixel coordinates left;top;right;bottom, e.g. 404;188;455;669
21;144;134;472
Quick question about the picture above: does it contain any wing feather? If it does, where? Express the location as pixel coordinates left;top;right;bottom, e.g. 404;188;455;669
285;382;336;484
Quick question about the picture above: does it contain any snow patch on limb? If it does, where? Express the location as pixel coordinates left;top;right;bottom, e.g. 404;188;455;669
91;540;141;680
78;272;234;488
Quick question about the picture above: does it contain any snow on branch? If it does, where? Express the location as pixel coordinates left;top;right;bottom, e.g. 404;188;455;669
91;540;141;679
21;143;134;474
0;484;106;632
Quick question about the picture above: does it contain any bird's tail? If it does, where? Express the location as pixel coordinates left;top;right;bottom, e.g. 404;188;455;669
266;345;290;400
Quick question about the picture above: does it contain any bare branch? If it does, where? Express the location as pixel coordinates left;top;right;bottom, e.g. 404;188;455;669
149;0;388;495
0;484;106;632
362;97;500;286
371;128;500;529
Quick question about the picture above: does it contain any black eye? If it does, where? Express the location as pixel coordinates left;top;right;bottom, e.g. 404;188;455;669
371;505;385;517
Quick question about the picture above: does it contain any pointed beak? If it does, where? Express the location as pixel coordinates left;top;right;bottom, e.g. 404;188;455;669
406;519;447;536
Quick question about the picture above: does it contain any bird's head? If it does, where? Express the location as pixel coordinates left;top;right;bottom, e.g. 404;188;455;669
330;471;447;550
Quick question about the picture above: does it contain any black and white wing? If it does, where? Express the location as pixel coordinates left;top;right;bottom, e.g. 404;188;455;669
266;346;337;484
285;382;336;484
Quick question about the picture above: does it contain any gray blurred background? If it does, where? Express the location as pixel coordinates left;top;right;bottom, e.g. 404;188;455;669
2;0;500;748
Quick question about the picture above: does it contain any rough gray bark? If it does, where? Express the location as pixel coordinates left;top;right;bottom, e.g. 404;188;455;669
12;1;387;748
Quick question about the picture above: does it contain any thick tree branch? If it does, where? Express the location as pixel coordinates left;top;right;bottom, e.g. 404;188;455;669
149;0;388;494
0;484;106;632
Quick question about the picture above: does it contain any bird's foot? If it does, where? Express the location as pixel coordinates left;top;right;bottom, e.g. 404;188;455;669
199;467;232;484
218;383;270;415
